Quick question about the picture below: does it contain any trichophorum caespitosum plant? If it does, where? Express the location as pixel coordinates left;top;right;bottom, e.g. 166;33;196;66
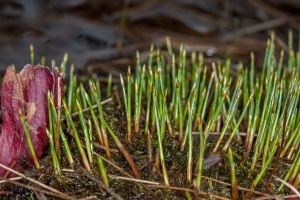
1;32;300;199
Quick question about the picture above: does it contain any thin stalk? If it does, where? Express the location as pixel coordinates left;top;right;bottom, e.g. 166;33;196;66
183;73;200;121
162;89;172;135
260;39;270;84
261;87;283;168
145;81;153;134
243;86;262;164
213;89;242;152
223;93;254;151
165;36;172;55
293;174;300;188
48;91;59;160
96;80;101;100
186;102;194;184
30;44;34;65
171;54;176;110
198;72;214;132
277;50;284;79
228;148;238;200
40;56;45;66
196;129;204;191
181;88;198;150
127;68;132;141
176;80;184;140
63;100;90;171
155;67;163;117
283;119;300;158
278;140;300;191
147;130;153;162
181;49;186;98
250;52;255;92
194;67;207;123
148;44;154;68
97;156;109;186
244;139;278;199
77;100;93;164
84;89;105;147
19;108;40;169
47;91;54;142
242;69;249;108
251;73;275;170
289;149;300;183
49;94;74;167
80;83;88;109
134;66;145;134
288;31;295;73
107;73;112;98
60;53;68;74
67;64;74;112
204;87;226;140
136;50;141;75
153;88;169;186
51;59;55;69
87;120;94;153
90;81;111;157
46;129;61;175
99;117;141;179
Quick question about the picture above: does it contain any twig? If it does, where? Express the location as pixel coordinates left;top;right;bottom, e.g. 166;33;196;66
79;166;124;200
0;164;75;200
273;176;300;198
0;177;76;199
91;142;119;152
71;97;113;117
108;174;160;185
0;176;22;184
0;191;13;195
251;194;300;200
79;196;100;200
248;0;300;30
174;131;257;137
223;17;287;41
147;184;230;200
202;176;270;197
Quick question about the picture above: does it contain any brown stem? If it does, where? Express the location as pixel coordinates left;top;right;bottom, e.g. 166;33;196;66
147;130;153;162
116;140;141;179
244;184;254;199
232;181;238;200
101;126;111;157
134;120;140;134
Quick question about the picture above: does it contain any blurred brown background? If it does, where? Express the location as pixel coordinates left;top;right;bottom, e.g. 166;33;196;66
0;0;299;76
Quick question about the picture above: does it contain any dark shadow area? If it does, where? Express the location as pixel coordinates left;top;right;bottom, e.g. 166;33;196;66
0;0;299;75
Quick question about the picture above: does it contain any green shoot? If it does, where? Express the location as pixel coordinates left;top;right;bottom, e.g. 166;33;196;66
63;100;90;171
19;108;40;169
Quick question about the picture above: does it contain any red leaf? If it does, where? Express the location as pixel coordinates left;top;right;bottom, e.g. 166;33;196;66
0;67;23;177
0;65;64;177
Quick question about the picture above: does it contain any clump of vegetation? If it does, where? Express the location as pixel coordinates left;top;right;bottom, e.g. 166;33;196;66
1;32;300;199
